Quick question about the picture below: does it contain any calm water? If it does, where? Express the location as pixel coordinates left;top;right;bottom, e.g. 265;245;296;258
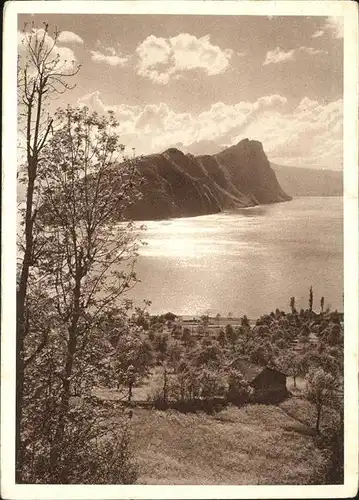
130;197;343;318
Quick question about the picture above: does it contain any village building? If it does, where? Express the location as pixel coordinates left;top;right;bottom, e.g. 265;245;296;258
230;358;288;403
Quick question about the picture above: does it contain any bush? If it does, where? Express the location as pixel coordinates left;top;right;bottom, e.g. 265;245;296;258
20;400;138;484
227;369;250;404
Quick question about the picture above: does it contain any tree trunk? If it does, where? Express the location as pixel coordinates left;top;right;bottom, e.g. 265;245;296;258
128;381;133;402
16;168;36;483
293;374;297;389
316;404;321;434
163;367;168;403
50;273;81;483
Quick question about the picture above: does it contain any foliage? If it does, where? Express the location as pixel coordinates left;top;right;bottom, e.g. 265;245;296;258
17;49;145;481
113;328;154;393
227;369;251;403
304;367;340;433
276;351;307;388
16;23;81;481
290;296;296;314
309;286;313;312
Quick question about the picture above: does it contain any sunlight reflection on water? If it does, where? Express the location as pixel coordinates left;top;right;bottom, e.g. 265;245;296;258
128;197;343;317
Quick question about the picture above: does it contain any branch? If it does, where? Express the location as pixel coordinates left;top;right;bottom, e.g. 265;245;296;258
24;328;49;368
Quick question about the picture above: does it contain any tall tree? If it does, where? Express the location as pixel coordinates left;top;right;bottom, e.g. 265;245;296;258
16;22;80;480
37;106;143;476
309;286;314;312
19;105;144;483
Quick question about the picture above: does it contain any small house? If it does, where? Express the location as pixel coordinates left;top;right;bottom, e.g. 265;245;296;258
230;358;288;403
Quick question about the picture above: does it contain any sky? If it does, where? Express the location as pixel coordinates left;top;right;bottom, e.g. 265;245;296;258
18;14;344;169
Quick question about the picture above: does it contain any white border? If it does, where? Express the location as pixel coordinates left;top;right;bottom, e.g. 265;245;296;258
2;2;358;499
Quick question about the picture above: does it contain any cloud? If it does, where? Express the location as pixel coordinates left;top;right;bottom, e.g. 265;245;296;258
136;33;233;84
18;28;78;74
78;90;107;114
263;45;326;65
263;47;294;66
324;16;344;39
298;46;326;56
246;97;343;168
311;17;343;40
311;29;324;38
77;92;342;169
263;47;295;65
90;47;128;66
58;31;84;44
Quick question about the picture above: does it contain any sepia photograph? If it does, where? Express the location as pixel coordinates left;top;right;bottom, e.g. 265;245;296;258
1;1;358;498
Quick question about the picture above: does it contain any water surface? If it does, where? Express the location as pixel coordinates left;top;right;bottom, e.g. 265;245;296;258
130;197;343;318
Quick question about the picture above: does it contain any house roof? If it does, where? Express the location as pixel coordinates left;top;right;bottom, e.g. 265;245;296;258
229;358;265;382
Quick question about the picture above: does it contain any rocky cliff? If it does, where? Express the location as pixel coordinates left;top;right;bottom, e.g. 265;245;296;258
125;139;291;220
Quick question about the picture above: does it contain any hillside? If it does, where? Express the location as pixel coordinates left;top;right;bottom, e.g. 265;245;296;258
110;403;329;484
271;163;343;197
125;139;291;220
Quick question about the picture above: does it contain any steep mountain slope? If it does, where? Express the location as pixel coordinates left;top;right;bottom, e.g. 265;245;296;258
125;139;292;220
271;163;343;197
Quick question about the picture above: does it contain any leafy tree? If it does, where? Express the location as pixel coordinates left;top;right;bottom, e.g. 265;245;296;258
290;296;296;314
225;323;238;350
304;367;339;434
19;103;144;482
192;338;224;368
227;369;251;404
152;333;169;362
324;323;343;346
199;368;226;400
241;315;250;327
248;340;275;366
175;362;201;401
201;314;209;327
132;306;150;331
171;324;182;339
166;340;184;372
304;346;342;377
114;330;153;395
276;351;307;388
16;22;80;480
163;312;176;322
181;327;193;347
217;328;226;348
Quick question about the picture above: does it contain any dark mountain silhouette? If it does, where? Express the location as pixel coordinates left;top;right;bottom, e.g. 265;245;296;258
271;163;343;197
125;139;292;220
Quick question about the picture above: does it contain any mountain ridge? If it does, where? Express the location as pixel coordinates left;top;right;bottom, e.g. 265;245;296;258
271;163;343;197
124;138;292;220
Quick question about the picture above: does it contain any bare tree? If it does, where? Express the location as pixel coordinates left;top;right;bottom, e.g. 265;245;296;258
16;22;80;480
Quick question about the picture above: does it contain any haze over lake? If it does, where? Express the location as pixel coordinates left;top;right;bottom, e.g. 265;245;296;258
131;197;343;318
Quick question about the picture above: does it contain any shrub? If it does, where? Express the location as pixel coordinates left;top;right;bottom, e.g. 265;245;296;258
227;369;250;404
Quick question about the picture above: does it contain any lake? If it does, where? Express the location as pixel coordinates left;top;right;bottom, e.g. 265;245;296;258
130;197;343;319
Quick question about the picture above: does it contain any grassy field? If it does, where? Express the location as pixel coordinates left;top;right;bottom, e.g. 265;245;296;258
115;402;329;485
93;367;340;485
